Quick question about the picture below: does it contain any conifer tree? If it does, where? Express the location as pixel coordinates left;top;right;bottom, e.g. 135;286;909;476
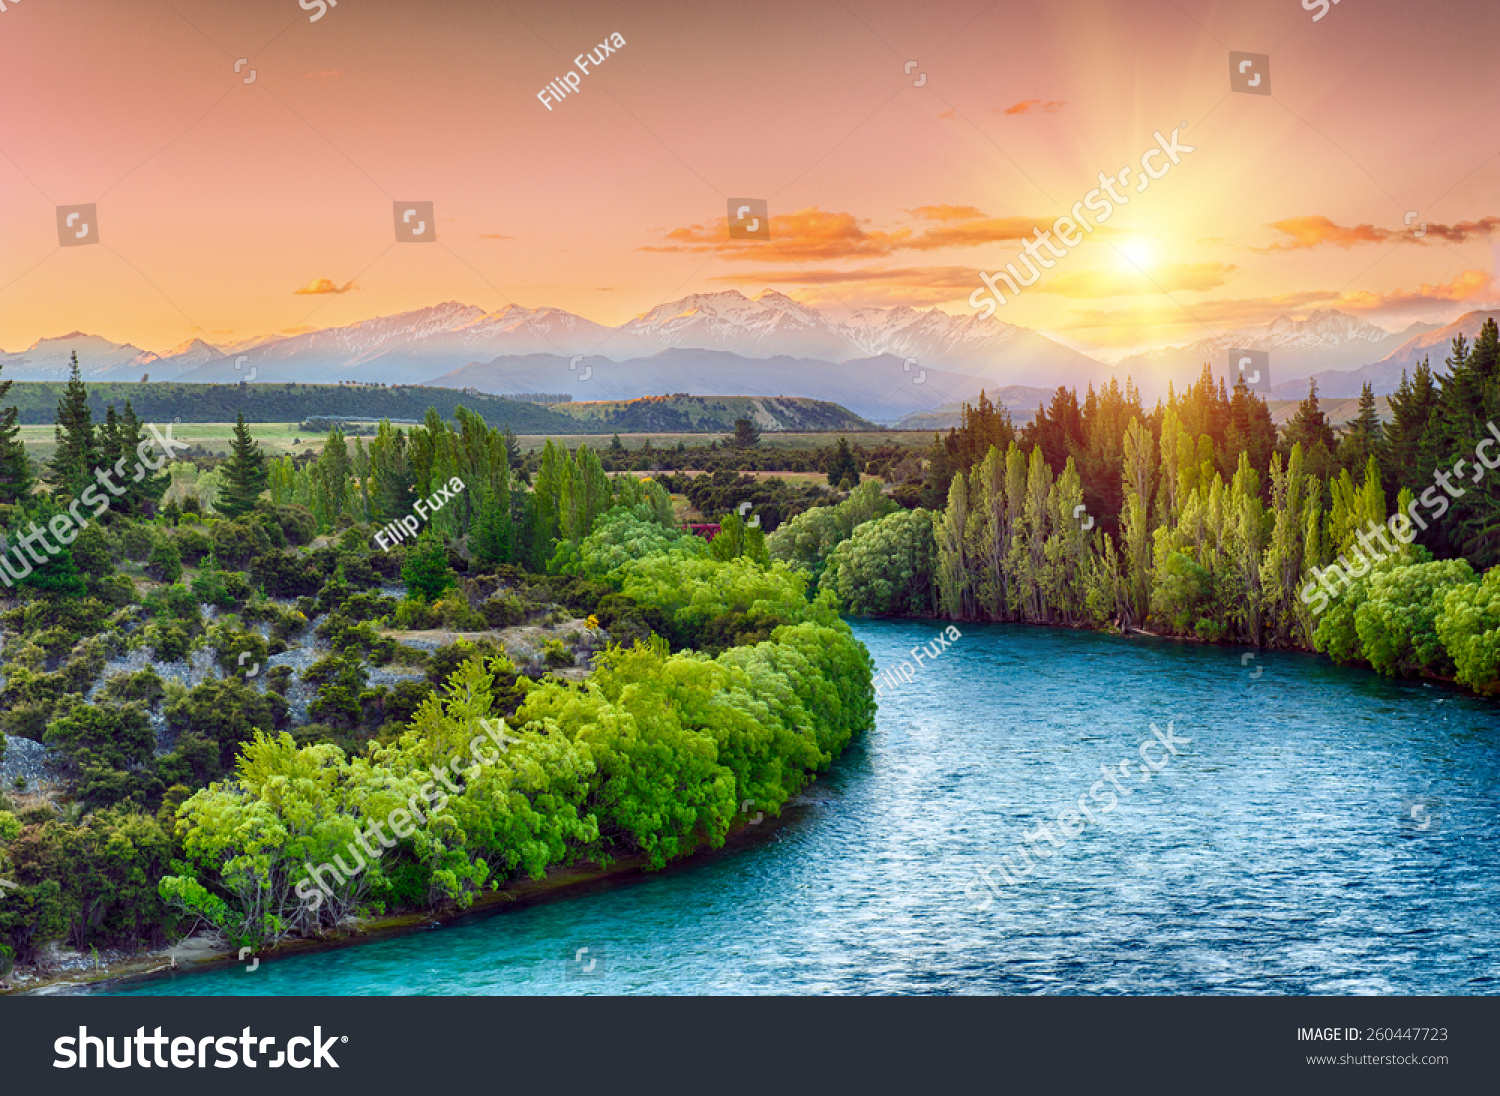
50;352;97;498
0;359;33;505
218;414;270;517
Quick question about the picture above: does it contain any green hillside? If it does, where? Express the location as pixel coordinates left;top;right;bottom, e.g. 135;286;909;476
550;394;875;433
3;381;583;432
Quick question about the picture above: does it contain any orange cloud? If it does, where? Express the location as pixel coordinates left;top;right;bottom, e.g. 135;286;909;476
479;233;514;239
1001;99;1065;115
643;207;910;261
646;206;1071;262
293;277;357;295
1337;269;1497;311
1258;216;1392;251
1257;214;1500;251
1421;216;1500;242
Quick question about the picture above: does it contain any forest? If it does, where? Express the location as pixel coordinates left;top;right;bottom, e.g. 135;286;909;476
0;355;874;971
767;323;1500;697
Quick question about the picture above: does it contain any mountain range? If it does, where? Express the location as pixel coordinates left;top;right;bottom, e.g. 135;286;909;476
3;293;1489;423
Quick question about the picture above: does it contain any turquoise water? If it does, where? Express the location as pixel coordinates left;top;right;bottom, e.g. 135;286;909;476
101;621;1500;995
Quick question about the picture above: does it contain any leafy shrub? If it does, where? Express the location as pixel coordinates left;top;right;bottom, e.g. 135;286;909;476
146;535;183;583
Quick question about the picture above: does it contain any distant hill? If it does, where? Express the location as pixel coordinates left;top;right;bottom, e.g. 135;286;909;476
431;349;998;422
5;382;586;432
891;386;1053;431
549;395;874;433
1264;396;1390;427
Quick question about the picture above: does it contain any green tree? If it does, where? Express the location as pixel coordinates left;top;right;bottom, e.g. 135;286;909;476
0;360;34;506
50;352;98;498
825;437;860;488
217;414;270;517
732;417;761;449
402;532;455;601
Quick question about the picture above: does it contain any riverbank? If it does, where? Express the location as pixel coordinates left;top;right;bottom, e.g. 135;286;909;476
6;792;807;996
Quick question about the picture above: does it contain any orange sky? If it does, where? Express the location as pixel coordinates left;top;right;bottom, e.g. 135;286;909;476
2;0;1498;357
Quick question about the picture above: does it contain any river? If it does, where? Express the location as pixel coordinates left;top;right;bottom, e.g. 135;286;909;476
98;620;1500;995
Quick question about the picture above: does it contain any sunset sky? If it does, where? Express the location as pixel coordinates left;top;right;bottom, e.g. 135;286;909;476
2;0;1498;358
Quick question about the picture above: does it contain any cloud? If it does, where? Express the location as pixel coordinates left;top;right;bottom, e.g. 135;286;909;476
293;277;357;295
1257;216;1391;251
479;233;514;239
1000;99;1065;115
1421;216;1500;243
643;207;910;261
1336;269;1497;311
1257;214;1500;251
645;205;1071;262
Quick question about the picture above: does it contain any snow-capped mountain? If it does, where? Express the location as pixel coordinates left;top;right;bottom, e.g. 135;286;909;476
609;290;1103;389
430;349;1000;423
1115;310;1436;399
1268;309;1500;398
13;290;1104;394
0;333;158;382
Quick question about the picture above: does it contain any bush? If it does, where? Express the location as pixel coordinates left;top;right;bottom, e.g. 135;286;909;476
117;521;155;562
250;549;323;597
146;535;183;583
482;594;528;628
542;639;574;669
1436;568;1500;695
174;526;212;566
210;520;270;570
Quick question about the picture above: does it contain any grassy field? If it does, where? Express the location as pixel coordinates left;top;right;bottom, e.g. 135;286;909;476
511;431;933;452
19;422;325;460
19;424;935;460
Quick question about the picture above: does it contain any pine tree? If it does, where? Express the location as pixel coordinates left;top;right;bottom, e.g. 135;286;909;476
1384;359;1440;486
218;414;269;517
50;352;98;499
0;360;33;506
732;418;761;449
1337;382;1384;476
825;437;860;487
1282;380;1338;483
